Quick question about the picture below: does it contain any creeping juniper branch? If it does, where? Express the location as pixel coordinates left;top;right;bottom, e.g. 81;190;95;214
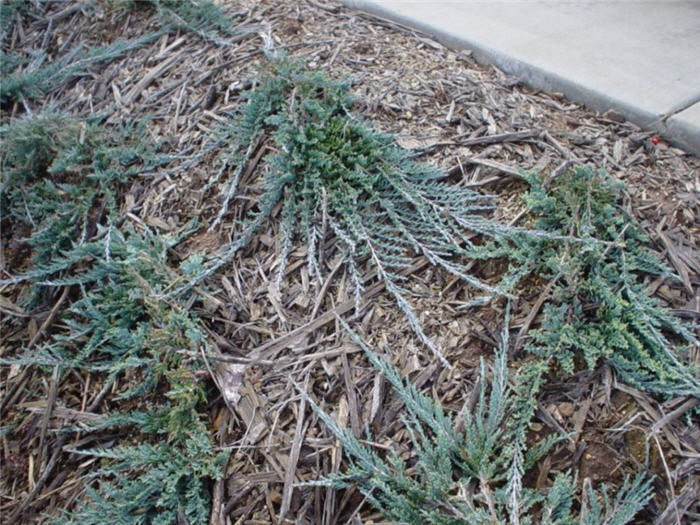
303;315;653;524
507;168;699;397
193;57;518;363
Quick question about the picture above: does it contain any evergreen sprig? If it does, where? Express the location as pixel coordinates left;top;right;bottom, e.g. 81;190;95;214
187;58;519;364
0;0;26;48
2;227;226;523
0;0;245;107
507;168;699;397
143;0;244;42
1;112;224;523
1;111;168;290
0;33;161;105
39;225;225;524
306;318;653;524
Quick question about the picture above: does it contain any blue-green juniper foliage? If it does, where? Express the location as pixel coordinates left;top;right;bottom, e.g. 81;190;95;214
306;318;654;524
1;112;226;524
0;0;244;106
1;35;692;523
189;58;520;364
504;168;698;397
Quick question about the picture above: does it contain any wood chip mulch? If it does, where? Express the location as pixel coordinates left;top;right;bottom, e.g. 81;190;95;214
1;1;698;523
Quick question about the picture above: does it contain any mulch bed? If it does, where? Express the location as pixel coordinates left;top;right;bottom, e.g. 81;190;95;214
1;0;698;523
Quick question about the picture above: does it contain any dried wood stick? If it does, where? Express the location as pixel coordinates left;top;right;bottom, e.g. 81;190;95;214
123;50;184;105
247;259;429;360
278;378;309;521
453;129;540;147
459;157;526;180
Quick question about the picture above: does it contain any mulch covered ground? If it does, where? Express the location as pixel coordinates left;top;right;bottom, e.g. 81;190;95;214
1;0;698;523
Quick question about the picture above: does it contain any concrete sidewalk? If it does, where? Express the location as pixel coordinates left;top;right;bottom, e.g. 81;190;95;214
342;1;700;156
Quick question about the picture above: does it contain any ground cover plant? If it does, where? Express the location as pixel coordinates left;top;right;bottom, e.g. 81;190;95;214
0;0;244;106
143;0;245;40
503;168;699;398
196;57;698;394
1;111;164;282
191;58;689;523
188;57;528;364
0;33;161;105
309;319;654;524
0;0;162;106
1;112;225;523
1;0;698;523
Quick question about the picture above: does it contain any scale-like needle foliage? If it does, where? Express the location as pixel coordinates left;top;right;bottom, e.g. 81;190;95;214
1;111;167;293
1;112;225;523
143;0;243;41
0;0;245;106
192;58;517;364
0;0;26;47
40;228;229;525
0;33;160;105
307;318;653;524
504;168;699;397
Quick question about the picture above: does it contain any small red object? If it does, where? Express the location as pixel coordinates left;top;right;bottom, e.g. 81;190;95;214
651;137;660;145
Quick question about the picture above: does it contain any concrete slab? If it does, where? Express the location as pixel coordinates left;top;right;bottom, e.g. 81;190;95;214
342;0;700;156
667;102;700;155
